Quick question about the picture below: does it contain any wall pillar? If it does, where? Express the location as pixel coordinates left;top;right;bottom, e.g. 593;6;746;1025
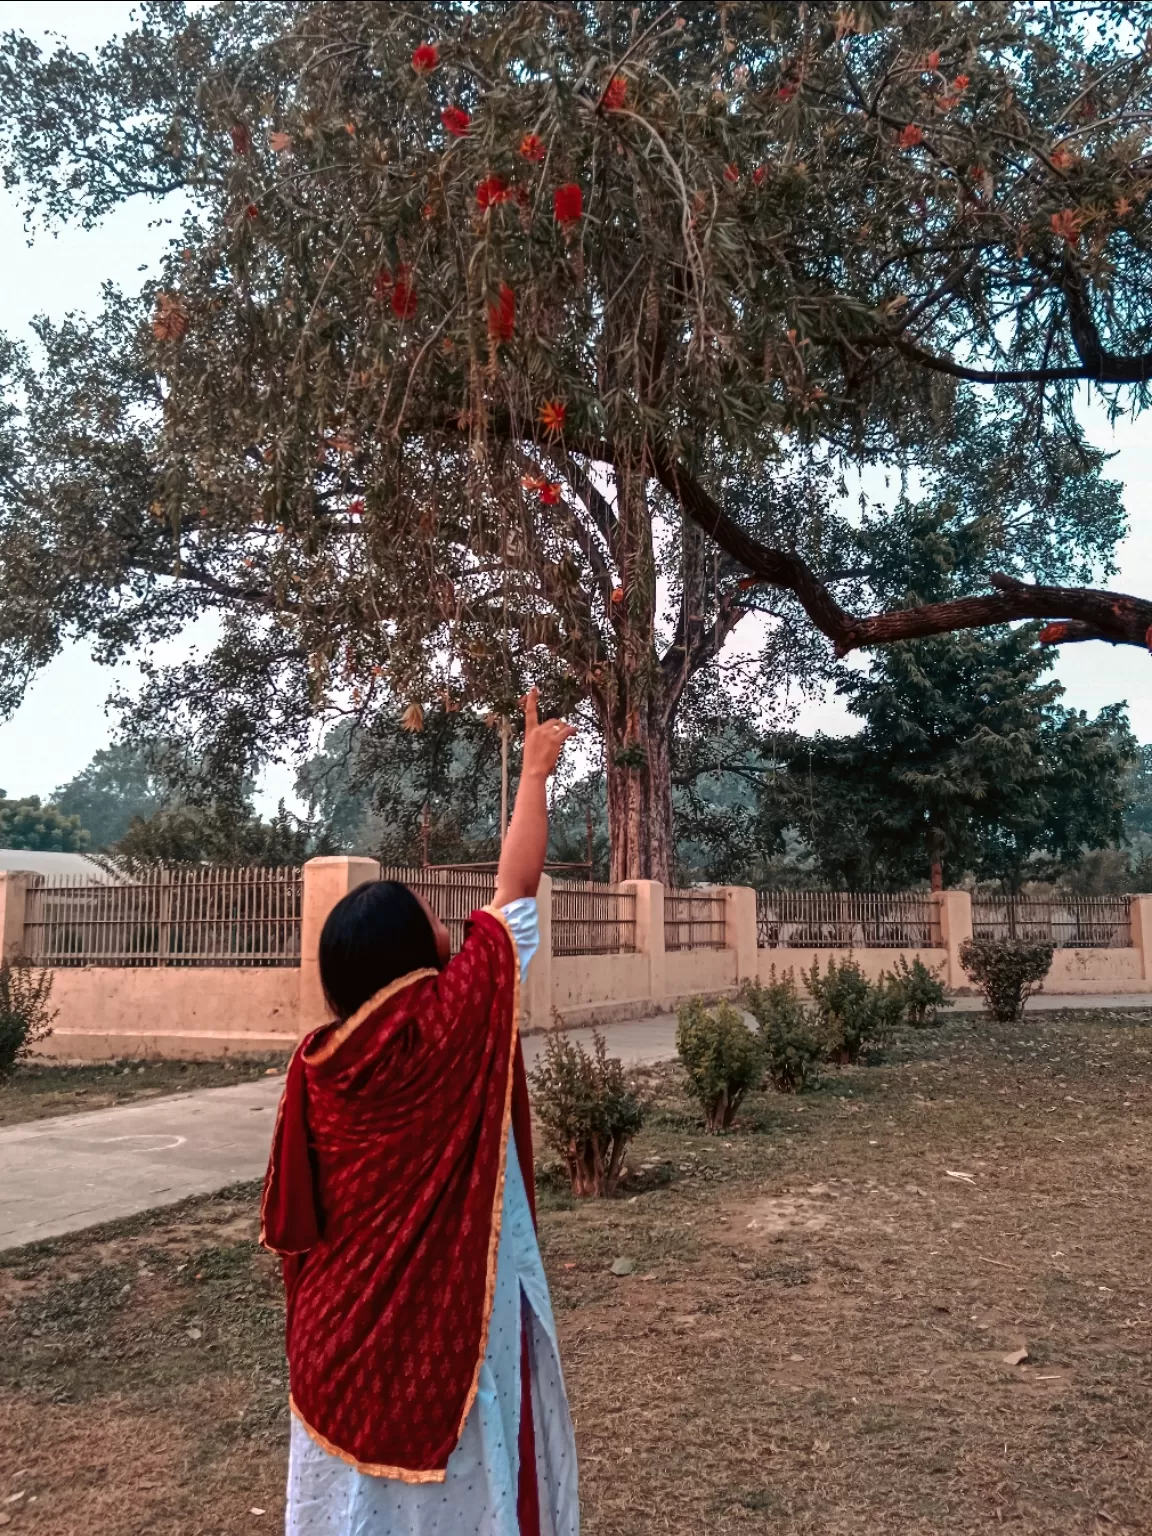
298;856;381;1035
933;889;974;991
715;885;758;983
523;872;553;1031
622;879;665;1010
0;871;32;963
1131;895;1152;982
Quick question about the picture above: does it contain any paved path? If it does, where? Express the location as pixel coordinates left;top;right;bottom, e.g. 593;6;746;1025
2;995;1150;1252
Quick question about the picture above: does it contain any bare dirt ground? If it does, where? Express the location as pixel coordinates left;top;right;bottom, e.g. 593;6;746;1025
3;1007;1152;1535
0;1056;291;1129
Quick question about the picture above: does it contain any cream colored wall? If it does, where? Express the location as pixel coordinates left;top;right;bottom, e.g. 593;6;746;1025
665;947;737;1002
39;966;300;1061
1046;948;1145;992
552;952;652;1028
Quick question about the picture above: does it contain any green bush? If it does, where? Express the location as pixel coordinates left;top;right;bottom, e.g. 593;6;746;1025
803;955;898;1065
740;972;825;1093
959;936;1054;1022
0;960;58;1081
676;998;761;1132
529;1029;646;1196
886;954;953;1028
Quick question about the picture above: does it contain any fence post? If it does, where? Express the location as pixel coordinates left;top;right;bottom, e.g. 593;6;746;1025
714;885;758;983
0;871;31;962
932;889;974;991
522;872;553;1031
622;879;665;1010
298;856;381;1035
1131;895;1152;982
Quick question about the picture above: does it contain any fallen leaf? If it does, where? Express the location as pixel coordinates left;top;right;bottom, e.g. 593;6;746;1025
610;1256;636;1276
1003;1346;1029;1366
250;1511;266;1518
186;1326;203;1340
944;1169;977;1183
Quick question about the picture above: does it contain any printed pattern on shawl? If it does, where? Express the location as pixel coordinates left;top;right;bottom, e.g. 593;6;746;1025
266;908;520;1481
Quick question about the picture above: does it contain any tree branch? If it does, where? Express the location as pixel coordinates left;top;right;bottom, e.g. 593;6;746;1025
650;451;1152;656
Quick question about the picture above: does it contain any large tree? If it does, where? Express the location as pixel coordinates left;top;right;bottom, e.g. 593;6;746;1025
2;2;1151;880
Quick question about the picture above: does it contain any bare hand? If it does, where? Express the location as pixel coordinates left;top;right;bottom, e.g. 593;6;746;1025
520;688;575;779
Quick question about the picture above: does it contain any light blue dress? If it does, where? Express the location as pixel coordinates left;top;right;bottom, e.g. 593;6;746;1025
285;898;579;1536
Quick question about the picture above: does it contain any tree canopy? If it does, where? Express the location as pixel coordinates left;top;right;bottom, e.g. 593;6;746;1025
0;792;89;853
2;1;1151;878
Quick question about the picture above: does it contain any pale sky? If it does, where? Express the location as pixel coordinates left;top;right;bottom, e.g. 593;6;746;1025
0;1;1148;815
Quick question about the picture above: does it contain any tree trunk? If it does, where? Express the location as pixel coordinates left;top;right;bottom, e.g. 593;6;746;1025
605;702;674;884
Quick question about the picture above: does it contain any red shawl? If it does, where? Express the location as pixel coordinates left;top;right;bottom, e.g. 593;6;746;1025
261;906;536;1481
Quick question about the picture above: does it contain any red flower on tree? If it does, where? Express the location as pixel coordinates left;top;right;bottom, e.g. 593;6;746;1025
898;124;924;148
245;203;260;219
476;174;510;209
441;106;471;138
411;43;439;73
231;123;251;155
348;498;366;518
752;165;768;186
488;283;516;342
538;399;567;433
540;483;562;505
392;264;417;318
953;73;970;91
553;183;583;226
1050;208;1084;245
373;266;393;298
603;75;628;110
518;133;546;161
723;162;740;183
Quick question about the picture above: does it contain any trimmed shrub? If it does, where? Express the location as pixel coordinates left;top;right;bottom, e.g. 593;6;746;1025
886;954;953;1028
676;998;761;1132
740;972;825;1093
0;959;57;1081
529;1029;646;1197
959;936;1054;1022
803;955;899;1065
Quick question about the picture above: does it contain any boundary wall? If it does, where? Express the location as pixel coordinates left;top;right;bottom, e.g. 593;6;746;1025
2;864;1149;1061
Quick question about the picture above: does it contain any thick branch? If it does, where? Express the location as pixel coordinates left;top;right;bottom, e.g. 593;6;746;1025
652;453;1152;655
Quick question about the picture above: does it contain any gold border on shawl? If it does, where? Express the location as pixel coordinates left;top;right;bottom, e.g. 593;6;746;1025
283;908;521;1483
306;968;440;1065
258;1039;302;1253
290;1396;448;1483
446;903;522;1452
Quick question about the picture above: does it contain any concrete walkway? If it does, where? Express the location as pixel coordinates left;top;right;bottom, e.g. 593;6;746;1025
2;995;1150;1253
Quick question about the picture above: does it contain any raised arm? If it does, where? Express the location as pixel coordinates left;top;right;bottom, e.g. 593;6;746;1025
492;689;575;908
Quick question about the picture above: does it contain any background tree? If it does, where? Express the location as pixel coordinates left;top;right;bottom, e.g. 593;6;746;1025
2;3;1152;880
52;743;167;851
786;629;1133;891
0;793;89;853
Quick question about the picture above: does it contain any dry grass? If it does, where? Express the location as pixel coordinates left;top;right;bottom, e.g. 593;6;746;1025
0;1056;291;1129
3;1008;1152;1534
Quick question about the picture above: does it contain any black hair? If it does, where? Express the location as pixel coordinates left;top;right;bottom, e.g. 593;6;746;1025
318;880;441;1020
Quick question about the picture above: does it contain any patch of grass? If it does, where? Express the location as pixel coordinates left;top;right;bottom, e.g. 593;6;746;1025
0;1055;290;1128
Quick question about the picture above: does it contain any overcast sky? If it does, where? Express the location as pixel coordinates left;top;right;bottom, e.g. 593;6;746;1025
0;1;1148;815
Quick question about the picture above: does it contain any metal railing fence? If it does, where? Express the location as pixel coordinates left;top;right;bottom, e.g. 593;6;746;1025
664;887;727;951
22;866;302;967
379;865;497;953
551;881;636;955
756;889;939;949
971;894;1131;949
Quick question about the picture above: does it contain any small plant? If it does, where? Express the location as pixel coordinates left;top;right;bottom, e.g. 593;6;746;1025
529;1029;646;1197
740;972;825;1093
886;954;953;1028
959;936;1054;1022
0;958;58;1081
803;955;898;1065
676;998;761;1132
